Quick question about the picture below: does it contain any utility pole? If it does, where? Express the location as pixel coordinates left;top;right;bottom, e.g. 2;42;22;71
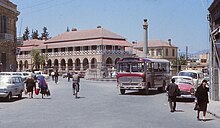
186;46;188;70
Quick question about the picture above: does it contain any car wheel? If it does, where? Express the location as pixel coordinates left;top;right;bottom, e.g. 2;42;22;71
7;92;12;101
18;91;22;99
120;89;125;95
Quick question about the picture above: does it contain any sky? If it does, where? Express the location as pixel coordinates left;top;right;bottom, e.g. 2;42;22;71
11;0;213;53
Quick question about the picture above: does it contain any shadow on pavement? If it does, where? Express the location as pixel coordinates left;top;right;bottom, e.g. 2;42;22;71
177;98;195;102
74;96;86;99
121;90;165;96
203;118;214;122
0;97;26;103
175;109;184;112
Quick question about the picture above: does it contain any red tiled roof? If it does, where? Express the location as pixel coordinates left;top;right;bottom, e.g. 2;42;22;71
18;28;132;51
134;39;177;48
46;28;126;43
22;39;45;46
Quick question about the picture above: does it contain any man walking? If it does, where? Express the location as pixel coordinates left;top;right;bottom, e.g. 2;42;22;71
166;78;179;112
72;72;80;98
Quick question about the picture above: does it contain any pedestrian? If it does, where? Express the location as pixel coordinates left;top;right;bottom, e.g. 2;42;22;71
194;79;209;121
72;72;80;96
54;70;59;84
25;75;36;98
67;71;71;82
37;75;49;99
51;71;55;81
166;78;180;112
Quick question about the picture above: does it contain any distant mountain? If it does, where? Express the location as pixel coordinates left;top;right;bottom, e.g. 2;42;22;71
190;49;209;55
179;49;209;56
178;49;209;59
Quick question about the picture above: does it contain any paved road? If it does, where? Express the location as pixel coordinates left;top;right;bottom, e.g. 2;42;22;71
0;77;220;128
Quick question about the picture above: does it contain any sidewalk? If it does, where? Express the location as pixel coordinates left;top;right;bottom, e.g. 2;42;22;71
207;100;220;118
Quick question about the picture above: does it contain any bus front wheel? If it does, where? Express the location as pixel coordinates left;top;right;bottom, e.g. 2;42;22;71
141;83;149;95
120;89;125;95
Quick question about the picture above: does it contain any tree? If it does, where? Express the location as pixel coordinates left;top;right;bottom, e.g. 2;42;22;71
41;26;49;40
179;54;187;65
31;49;45;70
31;29;39;39
23;27;30;41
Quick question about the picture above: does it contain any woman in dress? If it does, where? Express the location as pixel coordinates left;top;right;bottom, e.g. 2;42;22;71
37;75;48;98
25;76;36;98
195;79;209;121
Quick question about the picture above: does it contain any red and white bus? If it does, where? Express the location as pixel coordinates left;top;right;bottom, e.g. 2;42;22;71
116;57;171;94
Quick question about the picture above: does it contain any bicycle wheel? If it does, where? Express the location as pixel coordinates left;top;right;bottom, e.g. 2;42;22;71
75;84;78;98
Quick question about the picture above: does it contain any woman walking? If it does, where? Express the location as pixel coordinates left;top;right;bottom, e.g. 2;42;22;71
25;76;36;98
37;75;48;99
195;79;209;121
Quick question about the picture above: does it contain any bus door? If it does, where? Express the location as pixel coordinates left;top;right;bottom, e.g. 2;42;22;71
145;62;154;86
153;62;164;87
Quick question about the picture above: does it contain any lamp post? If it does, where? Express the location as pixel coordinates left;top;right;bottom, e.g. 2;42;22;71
143;19;148;58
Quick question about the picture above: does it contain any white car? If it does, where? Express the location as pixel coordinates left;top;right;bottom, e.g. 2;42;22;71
178;70;204;88
0;72;31;81
0;75;25;101
34;71;50;79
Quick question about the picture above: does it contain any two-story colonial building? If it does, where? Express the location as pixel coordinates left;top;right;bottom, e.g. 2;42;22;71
17;27;133;78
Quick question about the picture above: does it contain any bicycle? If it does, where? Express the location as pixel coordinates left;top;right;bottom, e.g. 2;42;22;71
55;77;58;84
72;83;79;98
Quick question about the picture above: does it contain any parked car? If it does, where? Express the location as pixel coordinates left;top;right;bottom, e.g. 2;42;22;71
34;71;50;79
0;75;25;101
0;72;31;81
171;76;195;99
178;70;204;88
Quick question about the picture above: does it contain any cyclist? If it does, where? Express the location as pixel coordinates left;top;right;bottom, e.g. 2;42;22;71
72;72;80;98
54;70;59;84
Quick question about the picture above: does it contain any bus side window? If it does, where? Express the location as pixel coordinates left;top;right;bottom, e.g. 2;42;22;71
146;63;152;72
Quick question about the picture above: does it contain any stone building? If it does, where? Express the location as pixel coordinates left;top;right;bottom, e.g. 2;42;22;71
16;27;133;78
0;0;19;72
132;39;178;63
208;0;220;101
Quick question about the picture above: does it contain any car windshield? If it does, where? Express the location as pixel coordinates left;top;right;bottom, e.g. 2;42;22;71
178;72;197;79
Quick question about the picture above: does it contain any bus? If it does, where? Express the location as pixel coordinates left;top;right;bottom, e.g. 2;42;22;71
116;57;171;94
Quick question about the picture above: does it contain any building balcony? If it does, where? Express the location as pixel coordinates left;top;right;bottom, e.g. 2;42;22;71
17;50;132;59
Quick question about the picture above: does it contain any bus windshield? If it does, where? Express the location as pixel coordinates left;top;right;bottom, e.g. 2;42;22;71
117;62;144;73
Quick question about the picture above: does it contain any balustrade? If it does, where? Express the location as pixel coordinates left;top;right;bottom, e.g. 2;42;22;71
17;49;131;59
